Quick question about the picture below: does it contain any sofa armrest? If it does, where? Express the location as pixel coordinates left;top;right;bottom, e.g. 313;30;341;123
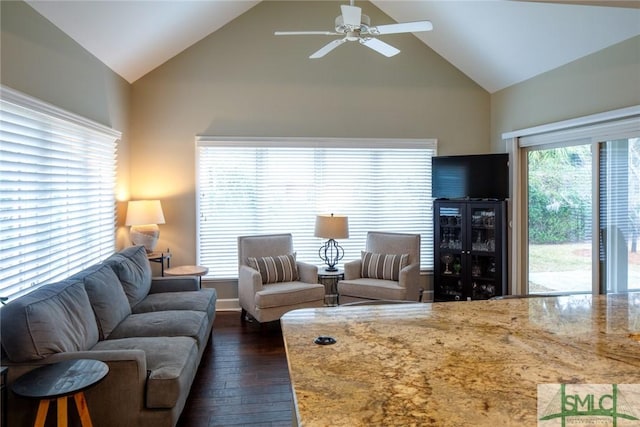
297;261;318;284
399;263;421;301
398;263;419;287
344;259;362;280
239;265;263;293
149;276;199;293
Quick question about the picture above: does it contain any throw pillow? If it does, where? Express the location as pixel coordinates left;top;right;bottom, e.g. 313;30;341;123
361;251;409;281
248;253;299;284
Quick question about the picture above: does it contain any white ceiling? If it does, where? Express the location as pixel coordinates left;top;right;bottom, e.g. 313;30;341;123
26;1;640;93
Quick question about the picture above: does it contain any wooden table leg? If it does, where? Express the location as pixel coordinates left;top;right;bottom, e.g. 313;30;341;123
34;399;50;427
57;396;67;427
73;392;93;427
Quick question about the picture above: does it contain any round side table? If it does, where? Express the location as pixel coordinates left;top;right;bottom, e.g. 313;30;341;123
12;359;109;427
164;265;209;288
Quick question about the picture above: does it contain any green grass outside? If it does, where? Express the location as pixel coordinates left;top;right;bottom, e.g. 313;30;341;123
529;242;591;272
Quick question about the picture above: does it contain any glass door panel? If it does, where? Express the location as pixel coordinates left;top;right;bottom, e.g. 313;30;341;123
601;138;640;293
436;205;464;300
470;207;498;299
527;145;593;294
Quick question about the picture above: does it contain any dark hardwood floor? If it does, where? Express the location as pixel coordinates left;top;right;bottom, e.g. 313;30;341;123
177;312;294;427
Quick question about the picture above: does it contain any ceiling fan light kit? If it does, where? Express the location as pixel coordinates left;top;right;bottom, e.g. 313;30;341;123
274;2;432;59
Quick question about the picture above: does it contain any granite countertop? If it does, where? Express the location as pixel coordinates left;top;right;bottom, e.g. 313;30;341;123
281;293;640;426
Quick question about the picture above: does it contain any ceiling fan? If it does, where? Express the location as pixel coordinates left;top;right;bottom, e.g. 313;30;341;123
274;1;433;59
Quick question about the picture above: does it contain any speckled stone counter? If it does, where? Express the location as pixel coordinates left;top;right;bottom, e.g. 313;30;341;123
281;293;640;426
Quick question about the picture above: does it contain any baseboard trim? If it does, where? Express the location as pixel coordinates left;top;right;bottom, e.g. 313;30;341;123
216;298;241;311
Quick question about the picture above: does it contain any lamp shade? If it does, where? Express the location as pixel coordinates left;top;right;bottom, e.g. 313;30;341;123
125;200;165;226
314;214;349;239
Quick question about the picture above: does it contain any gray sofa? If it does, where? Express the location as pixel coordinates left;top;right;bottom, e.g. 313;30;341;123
1;245;217;427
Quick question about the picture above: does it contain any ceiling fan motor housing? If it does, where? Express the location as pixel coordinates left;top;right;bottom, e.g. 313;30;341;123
335;14;371;36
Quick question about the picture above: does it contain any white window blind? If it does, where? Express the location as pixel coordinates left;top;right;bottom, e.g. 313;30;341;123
0;86;121;300
196;137;437;277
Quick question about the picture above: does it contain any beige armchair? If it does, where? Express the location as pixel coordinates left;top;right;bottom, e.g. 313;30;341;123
238;233;325;323
337;231;421;304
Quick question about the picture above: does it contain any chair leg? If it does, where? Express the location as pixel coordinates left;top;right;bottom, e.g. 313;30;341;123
240;308;247;323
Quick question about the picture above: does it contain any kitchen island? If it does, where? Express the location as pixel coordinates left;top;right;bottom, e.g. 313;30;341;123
281;293;640;426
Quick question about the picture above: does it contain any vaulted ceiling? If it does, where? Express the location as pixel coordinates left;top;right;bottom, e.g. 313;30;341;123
25;0;640;93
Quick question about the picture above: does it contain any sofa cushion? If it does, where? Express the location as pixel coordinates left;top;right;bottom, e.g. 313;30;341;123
255;281;325;309
361;251;409;281
338;278;407;301
92;336;199;409
105;245;152;307
0;280;99;362
82;264;131;340
132;289;217;321
248;253;298;284
107;310;209;348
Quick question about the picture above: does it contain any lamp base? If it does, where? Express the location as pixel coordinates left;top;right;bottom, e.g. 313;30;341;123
318;239;344;272
130;224;160;253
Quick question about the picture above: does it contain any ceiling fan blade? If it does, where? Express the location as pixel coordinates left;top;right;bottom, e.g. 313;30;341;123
371;20;433;35
310;38;347;59
340;5;362;27
360;38;400;57
275;31;339;36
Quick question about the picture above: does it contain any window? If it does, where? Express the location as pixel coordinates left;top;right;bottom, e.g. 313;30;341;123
0;86;120;300
196;137;437;277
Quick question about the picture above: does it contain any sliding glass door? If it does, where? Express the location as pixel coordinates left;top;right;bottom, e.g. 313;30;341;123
525;138;639;294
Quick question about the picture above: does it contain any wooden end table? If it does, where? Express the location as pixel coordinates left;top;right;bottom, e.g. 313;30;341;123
12;359;108;427
164;265;209;288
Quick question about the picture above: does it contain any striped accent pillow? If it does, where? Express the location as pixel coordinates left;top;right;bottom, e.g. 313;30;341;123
247;253;299;284
361;251;409;281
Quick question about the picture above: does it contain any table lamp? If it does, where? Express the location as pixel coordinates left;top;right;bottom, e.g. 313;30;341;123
314;213;349;271
125;200;165;253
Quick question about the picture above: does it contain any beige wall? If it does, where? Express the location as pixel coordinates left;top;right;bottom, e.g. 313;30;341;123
491;35;640;150
0;1;132;247
130;1;491;280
